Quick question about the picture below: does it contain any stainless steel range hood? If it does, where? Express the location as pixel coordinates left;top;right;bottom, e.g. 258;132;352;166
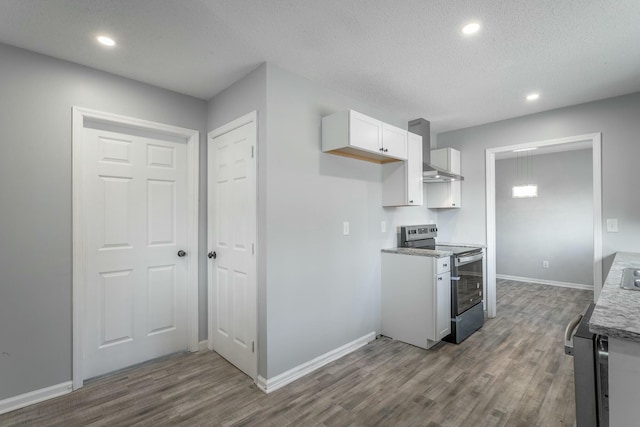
408;118;464;183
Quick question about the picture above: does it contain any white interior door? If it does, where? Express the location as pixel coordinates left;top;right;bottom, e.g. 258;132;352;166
208;114;257;379
82;126;189;379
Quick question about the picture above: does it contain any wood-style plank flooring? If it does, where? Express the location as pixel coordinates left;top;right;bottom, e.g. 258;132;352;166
0;280;592;426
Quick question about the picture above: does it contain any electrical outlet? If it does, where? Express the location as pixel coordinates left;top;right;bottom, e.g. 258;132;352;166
381;221;387;233
543;260;549;268
343;221;350;236
606;218;619;233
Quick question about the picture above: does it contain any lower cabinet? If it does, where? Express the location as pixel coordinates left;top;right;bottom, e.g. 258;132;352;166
381;252;451;349
435;270;452;341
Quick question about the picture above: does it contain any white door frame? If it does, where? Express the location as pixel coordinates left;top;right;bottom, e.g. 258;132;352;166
72;107;200;389
485;132;602;317
207;111;258;379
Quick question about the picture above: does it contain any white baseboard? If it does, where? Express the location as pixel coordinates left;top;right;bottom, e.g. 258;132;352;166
497;274;593;291
198;340;208;351
256;331;376;394
0;381;72;415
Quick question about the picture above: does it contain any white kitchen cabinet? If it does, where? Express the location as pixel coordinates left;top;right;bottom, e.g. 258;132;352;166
381;252;452;349
381;122;408;159
381;132;423;206
431;148;460;174
349;110;382;154
322;110;408;163
426;147;461;209
426;181;461;208
435;270;452;340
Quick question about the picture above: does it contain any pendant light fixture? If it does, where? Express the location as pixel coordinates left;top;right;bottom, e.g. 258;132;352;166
512;147;538;198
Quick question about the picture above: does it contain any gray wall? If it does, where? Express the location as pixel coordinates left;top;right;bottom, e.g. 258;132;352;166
436;92;640;283
208;63;436;379
264;64;437;378
0;43;208;400
496;149;593;285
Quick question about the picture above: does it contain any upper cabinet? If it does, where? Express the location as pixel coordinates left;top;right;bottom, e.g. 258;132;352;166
322;110;408;163
349;110;382;154
426;148;462;209
382;132;423;206
381;123;408;159
431;147;460;174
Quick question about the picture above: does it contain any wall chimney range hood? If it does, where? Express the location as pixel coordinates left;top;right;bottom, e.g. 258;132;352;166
408;118;464;183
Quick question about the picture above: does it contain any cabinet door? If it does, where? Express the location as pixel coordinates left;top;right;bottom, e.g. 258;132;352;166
382;123;408;160
435;271;451;340
381;133;423;207
406;133;423;205
449;149;461;174
450;181;461;207
430;148;460;174
426;182;461;208
349;111;382;154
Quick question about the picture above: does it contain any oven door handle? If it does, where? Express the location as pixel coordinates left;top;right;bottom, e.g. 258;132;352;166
564;313;583;355
456;252;483;265
451;276;460;281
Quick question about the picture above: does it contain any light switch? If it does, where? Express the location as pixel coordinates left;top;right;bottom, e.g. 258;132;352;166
343;221;350;236
606;218;619;233
381;221;387;233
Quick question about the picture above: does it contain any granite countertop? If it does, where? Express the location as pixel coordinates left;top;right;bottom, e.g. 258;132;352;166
382;242;485;258
438;242;487;248
381;248;452;258
590;252;640;342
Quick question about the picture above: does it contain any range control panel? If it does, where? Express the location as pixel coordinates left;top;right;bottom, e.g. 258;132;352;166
399;224;438;242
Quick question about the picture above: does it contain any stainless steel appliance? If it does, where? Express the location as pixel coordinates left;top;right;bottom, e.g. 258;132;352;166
408;119;465;183
565;303;609;427
399;224;484;343
445;248;484;343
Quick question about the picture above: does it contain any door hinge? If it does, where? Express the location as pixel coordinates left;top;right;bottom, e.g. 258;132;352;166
251;146;254;158
252;341;255;353
252;243;255;255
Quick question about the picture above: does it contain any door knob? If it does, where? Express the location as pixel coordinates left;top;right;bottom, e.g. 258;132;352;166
177;250;187;257
208;251;217;259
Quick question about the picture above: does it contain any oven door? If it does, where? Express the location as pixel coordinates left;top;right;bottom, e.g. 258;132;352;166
452;252;484;315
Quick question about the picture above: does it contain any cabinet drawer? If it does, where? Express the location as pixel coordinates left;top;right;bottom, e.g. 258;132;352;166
437;256;451;274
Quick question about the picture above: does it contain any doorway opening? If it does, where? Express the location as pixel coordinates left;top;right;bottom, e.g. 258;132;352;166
485;133;602;318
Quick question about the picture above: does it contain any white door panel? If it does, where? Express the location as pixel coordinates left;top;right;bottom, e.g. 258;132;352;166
208;115;257;380
83;127;188;379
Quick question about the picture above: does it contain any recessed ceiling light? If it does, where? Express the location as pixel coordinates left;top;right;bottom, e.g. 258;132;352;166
526;93;540;101
96;35;116;47
462;22;480;35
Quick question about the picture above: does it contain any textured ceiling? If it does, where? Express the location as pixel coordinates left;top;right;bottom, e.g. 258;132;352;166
0;0;639;132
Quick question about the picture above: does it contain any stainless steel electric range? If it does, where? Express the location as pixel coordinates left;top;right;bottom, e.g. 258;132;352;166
399;224;485;344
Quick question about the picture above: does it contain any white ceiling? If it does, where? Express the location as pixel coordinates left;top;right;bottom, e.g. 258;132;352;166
1;0;639;133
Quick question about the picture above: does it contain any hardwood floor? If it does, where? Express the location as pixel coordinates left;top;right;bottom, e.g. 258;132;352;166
0;280;592;426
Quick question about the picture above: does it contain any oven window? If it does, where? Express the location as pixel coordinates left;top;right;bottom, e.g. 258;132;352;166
456;259;483;314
